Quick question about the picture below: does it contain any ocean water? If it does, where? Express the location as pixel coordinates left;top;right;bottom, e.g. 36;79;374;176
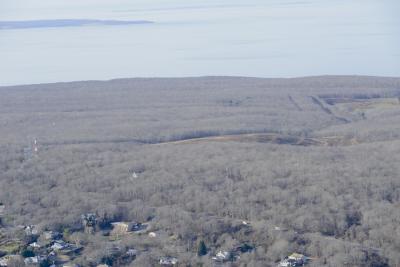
0;0;399;85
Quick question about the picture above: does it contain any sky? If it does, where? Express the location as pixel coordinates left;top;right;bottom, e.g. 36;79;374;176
0;0;399;85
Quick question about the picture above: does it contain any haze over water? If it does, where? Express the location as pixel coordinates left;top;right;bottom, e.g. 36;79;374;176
0;0;399;86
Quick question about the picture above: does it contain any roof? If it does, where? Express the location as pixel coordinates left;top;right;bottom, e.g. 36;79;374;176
51;240;82;254
25;225;39;236
24;256;46;265
29;242;41;248
279;259;291;267
212;251;231;261
43;231;61;240
52;241;68;250
126;248;137;256
111;222;129;226
0;257;9;267
289;253;306;259
159;256;178;265
112;221;140;227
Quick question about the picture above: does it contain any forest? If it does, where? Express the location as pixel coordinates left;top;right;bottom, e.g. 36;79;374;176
0;76;400;266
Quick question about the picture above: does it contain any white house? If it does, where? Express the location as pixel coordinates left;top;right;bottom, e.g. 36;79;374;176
212;251;231;262
159;256;178;265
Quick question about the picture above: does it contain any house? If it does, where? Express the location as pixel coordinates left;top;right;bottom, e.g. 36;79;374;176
111;221;143;235
0;255;18;267
119;248;137;263
51;240;82;255
126;248;137;257
280;259;293;267
242;220;250;226
43;231;61;240
111;222;130;235
24;255;47;265
279;253;308;267
51;240;68;251
0;257;7;267
28;242;41;249
0;256;21;267
273;226;288;231
25;225;39;236
159;256;178;266
289;253;306;261
212;251;231;262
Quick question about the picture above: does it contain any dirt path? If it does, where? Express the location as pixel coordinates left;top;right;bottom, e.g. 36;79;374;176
39;133;358;148
153;133;356;147
288;95;303;111
310;96;350;123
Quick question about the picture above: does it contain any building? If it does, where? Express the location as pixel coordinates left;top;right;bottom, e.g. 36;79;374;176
126;248;137;257
159;256;178;266
212;251;231;262
279;253;308;267
51;240;69;251
289;253;307;264
52;240;83;255
0;255;22;267
24;255;47;265
0;257;7;267
25;225;39;236
111;221;142;236
43;231;61;240
0;255;18;267
28;242;41;249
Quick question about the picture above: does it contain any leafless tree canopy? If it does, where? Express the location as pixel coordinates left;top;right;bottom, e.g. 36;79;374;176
1;76;400;266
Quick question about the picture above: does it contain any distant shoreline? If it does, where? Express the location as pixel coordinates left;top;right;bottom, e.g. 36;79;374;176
1;75;400;89
0;19;154;30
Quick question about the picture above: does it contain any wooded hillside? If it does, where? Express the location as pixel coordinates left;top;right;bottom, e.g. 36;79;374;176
1;76;400;266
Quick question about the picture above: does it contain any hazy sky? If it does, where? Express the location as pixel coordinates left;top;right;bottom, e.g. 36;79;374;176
1;0;399;85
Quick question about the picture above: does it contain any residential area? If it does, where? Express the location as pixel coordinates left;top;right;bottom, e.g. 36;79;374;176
0;210;309;267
